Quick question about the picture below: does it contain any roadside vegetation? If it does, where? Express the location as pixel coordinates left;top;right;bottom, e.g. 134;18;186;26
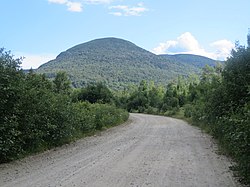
0;49;128;163
117;35;250;184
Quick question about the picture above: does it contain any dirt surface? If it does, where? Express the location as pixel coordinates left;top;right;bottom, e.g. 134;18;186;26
0;113;240;187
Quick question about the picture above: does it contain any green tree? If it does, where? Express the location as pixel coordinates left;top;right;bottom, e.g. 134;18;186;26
53;71;71;94
127;80;149;112
77;82;113;104
222;45;250;110
0;49;24;162
162;83;179;111
148;82;164;108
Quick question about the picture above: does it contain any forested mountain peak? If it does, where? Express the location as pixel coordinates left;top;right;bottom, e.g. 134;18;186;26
37;37;218;89
55;37;155;60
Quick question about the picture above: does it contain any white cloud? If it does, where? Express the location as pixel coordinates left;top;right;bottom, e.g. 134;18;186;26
48;0;68;4
48;0;115;12
83;0;114;4
48;0;83;12
210;40;234;60
15;52;56;69
152;32;234;60
109;3;148;16
48;0;148;15
109;12;122;16
66;1;83;12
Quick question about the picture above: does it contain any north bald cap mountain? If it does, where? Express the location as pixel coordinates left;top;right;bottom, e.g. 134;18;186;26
36;37;219;89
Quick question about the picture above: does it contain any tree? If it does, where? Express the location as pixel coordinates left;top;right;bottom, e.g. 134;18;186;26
0;49;24;162
53;71;71;94
164;83;178;105
148;82;164;108
126;80;149;112
222;43;250;110
77;82;113;104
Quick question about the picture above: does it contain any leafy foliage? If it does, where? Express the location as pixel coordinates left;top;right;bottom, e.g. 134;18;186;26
53;71;71;94
0;49;128;163
123;78;186;115
181;42;250;184
75;82;113;104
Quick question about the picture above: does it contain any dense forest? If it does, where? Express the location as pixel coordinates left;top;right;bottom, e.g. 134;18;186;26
1;35;249;184
0;49;128;163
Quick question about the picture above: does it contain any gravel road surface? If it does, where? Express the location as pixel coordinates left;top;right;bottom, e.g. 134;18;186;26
0;113;239;187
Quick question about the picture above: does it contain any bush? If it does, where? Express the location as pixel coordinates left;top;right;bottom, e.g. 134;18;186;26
0;49;129;163
145;106;158;115
184;104;193;118
72;102;96;133
216;105;250;184
163;107;179;116
76;83;113;104
91;103;129;130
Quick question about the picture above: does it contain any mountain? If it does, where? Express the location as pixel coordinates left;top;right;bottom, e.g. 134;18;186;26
160;54;220;68
37;37;218;90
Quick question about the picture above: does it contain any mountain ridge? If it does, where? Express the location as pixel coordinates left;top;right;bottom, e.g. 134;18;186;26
160;54;219;68
37;37;219;89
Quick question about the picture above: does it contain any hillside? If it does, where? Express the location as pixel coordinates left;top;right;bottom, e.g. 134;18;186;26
37;37;217;89
160;54;219;68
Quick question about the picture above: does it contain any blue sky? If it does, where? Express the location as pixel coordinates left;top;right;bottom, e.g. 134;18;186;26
1;0;250;69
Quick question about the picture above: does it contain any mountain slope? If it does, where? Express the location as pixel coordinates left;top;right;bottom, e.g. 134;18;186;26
160;54;219;68
37;37;217;89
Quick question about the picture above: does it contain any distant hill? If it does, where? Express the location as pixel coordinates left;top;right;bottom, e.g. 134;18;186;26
36;37;218;89
160;54;220;68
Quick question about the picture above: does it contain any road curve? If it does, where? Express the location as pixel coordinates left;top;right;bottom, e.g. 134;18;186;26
0;113;239;187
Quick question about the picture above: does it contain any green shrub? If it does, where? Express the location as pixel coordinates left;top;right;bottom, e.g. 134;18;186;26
91;103;129;130
145;106;158;115
216;105;250;184
184;104;193;118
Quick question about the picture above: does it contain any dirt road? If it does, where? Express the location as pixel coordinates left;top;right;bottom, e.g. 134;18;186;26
0;114;239;187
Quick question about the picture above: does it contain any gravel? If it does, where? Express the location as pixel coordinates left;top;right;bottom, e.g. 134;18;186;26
0;113;240;187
